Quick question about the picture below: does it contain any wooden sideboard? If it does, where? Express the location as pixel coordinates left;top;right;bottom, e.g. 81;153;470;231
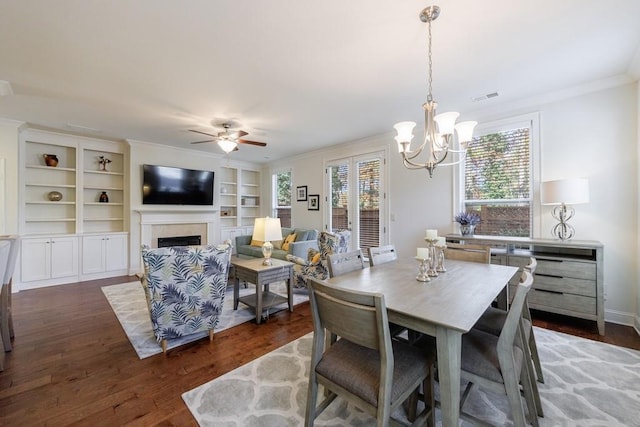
445;234;605;335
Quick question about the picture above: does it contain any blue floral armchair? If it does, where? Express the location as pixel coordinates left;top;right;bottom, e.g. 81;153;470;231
140;243;231;352
286;230;350;288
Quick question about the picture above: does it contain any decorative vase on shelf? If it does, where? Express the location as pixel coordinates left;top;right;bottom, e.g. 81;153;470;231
460;224;475;236
48;191;63;201
43;154;59;167
99;191;109;203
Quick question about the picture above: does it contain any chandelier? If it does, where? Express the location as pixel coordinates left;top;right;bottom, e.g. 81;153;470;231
394;5;477;178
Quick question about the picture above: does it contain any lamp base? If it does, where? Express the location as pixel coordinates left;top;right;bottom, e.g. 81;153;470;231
262;241;274;266
551;204;576;241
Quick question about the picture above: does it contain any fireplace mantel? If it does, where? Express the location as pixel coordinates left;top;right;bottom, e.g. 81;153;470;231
136;209;218;247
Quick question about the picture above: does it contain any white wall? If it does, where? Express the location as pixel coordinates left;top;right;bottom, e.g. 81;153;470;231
0;119;23;235
266;82;639;327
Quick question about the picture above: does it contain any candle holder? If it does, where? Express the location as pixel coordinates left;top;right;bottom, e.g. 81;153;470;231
424;238;439;277
435;244;447;272
415;257;430;282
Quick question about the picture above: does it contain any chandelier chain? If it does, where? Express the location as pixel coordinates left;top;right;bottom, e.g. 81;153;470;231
427;16;433;103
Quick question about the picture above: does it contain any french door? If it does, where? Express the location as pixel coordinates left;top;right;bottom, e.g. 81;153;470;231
324;151;386;252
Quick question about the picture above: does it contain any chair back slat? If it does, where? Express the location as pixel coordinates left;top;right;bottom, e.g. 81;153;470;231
498;271;533;356
368;245;398;267
327;249;365;277
444;243;491;264
308;278;389;351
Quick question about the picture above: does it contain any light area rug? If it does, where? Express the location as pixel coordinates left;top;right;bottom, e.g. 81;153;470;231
102;281;308;359
182;327;640;426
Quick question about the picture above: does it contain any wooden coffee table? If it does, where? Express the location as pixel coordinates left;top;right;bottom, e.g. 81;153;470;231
231;256;294;324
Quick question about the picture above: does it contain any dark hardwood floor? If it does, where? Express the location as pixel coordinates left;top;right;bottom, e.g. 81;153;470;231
1;276;638;426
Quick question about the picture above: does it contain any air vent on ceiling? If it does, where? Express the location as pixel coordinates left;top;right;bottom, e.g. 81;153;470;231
0;80;13;97
471;91;500;102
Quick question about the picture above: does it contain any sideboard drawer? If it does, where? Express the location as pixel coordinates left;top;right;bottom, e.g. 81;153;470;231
533;274;596;297
528;289;596;315
536;259;596;280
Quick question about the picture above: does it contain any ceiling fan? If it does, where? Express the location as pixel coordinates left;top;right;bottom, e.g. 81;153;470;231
189;123;267;153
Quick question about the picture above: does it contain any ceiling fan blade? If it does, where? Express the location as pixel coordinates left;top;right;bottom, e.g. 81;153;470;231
190;139;216;144
238;139;267;147
189;129;217;137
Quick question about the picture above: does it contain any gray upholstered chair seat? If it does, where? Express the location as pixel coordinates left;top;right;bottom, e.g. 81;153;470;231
461;328;524;384
475;307;532;339
316;337;433;407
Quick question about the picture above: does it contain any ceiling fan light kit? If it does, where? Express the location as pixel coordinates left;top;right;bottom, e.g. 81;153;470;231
189;123;267;154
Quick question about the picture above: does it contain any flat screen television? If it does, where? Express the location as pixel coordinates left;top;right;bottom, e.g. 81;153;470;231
142;164;214;205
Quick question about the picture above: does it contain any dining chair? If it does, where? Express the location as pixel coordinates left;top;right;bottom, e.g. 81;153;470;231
367;245;414;342
327;249;365;278
474;257;545;388
444;242;491;264
472;259;544;419
458;270;539;427
305;278;436;427
0;240;11;371
1;236;19;351
367;245;398;267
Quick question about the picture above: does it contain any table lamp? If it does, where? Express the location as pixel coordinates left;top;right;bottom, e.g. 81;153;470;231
541;178;589;241
253;217;282;265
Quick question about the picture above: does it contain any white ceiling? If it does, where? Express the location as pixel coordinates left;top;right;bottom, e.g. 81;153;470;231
1;0;639;163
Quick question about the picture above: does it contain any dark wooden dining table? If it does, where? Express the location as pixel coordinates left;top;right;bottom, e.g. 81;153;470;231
323;257;519;427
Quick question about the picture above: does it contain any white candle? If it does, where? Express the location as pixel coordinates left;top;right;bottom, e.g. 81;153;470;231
425;229;438;240
436;237;446;247
417;247;430;260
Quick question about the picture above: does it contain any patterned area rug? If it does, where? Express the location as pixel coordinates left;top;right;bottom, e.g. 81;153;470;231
182;327;640;426
102;281;308;359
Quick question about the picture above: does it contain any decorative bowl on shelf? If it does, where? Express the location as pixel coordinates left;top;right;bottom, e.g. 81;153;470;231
48;191;63;201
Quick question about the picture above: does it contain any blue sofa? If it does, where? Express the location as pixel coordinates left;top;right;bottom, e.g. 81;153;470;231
235;227;319;260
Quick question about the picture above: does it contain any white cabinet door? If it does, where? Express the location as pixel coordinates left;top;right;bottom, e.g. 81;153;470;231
82;235;105;274
104;234;127;271
50;236;79;278
21;238;51;282
21;236;78;282
82;233;128;274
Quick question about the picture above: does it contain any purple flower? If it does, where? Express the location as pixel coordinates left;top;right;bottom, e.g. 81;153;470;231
454;211;481;226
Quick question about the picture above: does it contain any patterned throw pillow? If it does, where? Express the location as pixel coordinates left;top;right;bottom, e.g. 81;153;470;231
311;252;321;264
281;233;297;251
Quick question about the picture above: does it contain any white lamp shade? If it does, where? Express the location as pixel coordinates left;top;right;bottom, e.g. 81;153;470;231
541;178;590;205
394;121;416;142
454;120;478;143
253;217;282;242
217;139;238;153
434;112;460;135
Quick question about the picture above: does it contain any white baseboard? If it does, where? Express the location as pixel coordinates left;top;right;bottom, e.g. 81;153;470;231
605;308;639;331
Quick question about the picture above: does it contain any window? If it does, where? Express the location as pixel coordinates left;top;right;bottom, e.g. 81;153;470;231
461;115;538;237
272;170;292;228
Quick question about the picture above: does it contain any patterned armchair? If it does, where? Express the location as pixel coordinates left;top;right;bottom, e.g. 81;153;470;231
286;230;350;288
140;243;231;353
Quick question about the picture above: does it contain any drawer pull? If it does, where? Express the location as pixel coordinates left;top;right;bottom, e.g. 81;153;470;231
534;288;563;295
536;273;564;279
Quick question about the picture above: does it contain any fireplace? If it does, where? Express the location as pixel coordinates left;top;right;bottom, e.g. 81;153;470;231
137;210;218;249
158;235;202;248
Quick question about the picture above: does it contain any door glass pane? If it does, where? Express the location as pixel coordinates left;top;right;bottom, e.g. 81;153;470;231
330;164;349;232
357;159;380;252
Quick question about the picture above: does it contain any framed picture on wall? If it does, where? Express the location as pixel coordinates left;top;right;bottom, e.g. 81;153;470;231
296;185;308;201
308;194;320;211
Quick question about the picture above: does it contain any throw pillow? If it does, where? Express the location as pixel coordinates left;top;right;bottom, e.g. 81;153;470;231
272;239;283;250
281;233;297;251
311;252;321;264
250;238;264;247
